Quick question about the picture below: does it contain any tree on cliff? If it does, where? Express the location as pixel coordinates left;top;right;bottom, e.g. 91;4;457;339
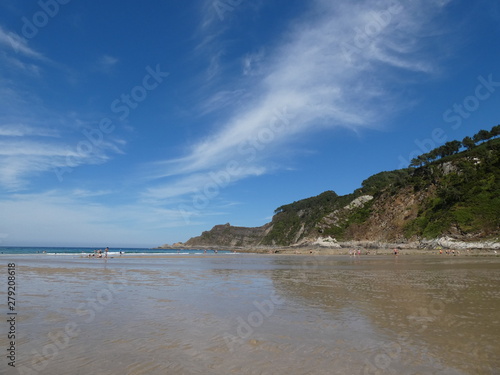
473;129;492;144
409;125;499;167
491;125;500;138
462;136;475;150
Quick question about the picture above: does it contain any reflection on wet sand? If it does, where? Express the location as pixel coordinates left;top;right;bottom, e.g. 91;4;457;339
271;256;500;374
1;255;498;374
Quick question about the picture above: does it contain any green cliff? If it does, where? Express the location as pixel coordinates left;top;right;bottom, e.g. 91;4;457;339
182;126;500;248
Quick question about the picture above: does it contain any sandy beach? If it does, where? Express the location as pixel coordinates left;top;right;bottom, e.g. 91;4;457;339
1;254;499;374
201;246;500;257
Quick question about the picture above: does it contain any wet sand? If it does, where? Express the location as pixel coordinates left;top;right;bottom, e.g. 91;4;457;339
251;247;499;256
1;254;499;374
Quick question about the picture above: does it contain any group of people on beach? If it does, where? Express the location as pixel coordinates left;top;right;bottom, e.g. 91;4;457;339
87;247;109;258
347;248;399;256
349;249;372;256
439;249;460;256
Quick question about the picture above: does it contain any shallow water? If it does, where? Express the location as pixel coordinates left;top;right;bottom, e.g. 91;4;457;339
1;255;499;374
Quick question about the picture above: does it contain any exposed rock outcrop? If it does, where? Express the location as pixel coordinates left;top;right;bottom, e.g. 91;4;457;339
184;223;273;248
167;138;500;250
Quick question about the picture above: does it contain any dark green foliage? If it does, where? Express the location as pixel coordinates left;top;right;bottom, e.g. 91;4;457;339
264;130;500;245
274;191;338;214
323;198;374;241
189;132;500;247
404;138;500;239
442;140;462;157
473;129;491;144
358;169;410;196
265;191;355;245
410;124;498;167
491;124;500;138
462;136;475;150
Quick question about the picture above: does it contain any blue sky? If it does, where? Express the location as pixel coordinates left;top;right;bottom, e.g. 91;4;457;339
0;0;499;248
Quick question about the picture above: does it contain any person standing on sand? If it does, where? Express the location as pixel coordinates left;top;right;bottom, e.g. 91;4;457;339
105;247;109;258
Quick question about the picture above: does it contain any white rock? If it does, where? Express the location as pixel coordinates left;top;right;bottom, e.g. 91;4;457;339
312;236;341;248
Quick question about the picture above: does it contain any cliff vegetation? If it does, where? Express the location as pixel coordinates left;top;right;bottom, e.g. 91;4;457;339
179;125;500;249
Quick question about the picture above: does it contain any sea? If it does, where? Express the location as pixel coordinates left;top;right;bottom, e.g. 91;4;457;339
0;246;235;256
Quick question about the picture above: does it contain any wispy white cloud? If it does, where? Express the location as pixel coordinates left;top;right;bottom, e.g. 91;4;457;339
70;188;114;198
0;124;59;137
198;89;248;116
99;54;119;66
0;25;46;60
0;25;126;191
145;0;452;204
0;131;125;190
143;165;266;203
242;49;265;76
0;139;77;190
206;50;224;81
2;54;42;75
196;0;263;81
0;139;71;157
95;54;119;73
0;190;195;246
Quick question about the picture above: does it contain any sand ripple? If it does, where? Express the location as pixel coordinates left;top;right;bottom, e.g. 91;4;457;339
4;255;499;374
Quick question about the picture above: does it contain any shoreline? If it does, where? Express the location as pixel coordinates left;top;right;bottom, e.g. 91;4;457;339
159;236;500;253
239;247;499;256
155;246;499;256
1;247;498;259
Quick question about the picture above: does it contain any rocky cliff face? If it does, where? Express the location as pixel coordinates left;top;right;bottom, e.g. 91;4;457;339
345;187;433;242
175;139;500;249
179;188;432;248
184;223;272;248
